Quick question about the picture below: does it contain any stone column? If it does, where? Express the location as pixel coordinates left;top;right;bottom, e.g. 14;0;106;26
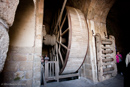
0;0;19;72
33;0;44;87
0;19;9;72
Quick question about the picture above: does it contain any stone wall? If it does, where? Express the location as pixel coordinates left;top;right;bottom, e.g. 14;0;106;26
0;0;43;87
78;0;116;83
1;47;34;87
1;46;42;87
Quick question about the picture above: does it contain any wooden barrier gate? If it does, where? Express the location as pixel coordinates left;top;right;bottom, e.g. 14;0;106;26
44;60;79;83
45;61;59;82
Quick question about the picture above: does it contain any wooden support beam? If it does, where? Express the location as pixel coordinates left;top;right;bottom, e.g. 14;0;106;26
101;46;111;49
53;0;67;34
47;77;57;81
102;41;112;45
103;71;114;75
102;50;113;54
55;62;59;82
60;14;67;31
59;73;79;79
95;34;104;81
58;50;64;66
102;62;113;66
103;67;114;72
45;62;49;80
102;39;111;42
101;54;112;58
102;58;114;62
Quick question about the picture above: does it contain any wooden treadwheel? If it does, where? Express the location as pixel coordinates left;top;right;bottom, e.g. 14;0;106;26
50;6;89;74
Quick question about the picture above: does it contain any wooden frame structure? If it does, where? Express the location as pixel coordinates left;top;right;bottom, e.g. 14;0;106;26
95;33;117;81
50;6;89;74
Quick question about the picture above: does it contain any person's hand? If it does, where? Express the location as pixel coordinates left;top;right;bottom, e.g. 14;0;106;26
41;56;43;59
41;59;44;62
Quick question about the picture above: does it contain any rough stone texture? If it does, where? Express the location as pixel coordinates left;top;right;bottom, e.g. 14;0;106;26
0;0;19;73
3;61;19;72
1;47;34;87
0;0;19;26
32;0;44;87
26;71;33;79
19;62;33;71
14;71;24;80
0;20;9;72
12;54;27;61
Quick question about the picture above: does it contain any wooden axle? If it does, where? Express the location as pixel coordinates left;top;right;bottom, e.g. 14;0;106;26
43;34;66;46
43;34;56;46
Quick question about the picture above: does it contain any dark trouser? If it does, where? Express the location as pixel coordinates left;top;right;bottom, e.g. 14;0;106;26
41;64;44;85
117;62;123;74
124;63;130;87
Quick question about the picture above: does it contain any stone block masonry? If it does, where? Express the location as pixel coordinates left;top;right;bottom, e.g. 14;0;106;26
0;46;38;87
0;0;42;87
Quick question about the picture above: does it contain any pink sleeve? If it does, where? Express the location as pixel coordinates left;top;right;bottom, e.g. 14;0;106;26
116;55;118;59
116;55;119;63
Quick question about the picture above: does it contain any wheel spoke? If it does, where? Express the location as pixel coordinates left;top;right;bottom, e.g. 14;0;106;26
53;0;67;34
57;41;68;50
56;43;59;61
61;28;69;36
58;49;64;66
60;13;67;31
52;46;56;61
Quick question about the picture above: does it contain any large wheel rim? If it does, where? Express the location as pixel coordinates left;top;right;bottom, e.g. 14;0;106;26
51;6;89;74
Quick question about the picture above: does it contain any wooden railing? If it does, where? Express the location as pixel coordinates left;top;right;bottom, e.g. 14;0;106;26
44;61;59;82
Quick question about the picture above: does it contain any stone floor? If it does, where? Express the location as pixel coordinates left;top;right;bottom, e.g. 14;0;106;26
41;74;124;87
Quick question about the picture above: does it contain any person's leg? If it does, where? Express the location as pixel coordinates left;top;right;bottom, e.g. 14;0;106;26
41;64;44;85
120;62;123;75
117;63;120;74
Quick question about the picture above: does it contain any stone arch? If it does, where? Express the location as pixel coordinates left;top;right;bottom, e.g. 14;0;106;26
87;0;115;37
9;0;35;47
1;0;35;85
85;0;116;82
